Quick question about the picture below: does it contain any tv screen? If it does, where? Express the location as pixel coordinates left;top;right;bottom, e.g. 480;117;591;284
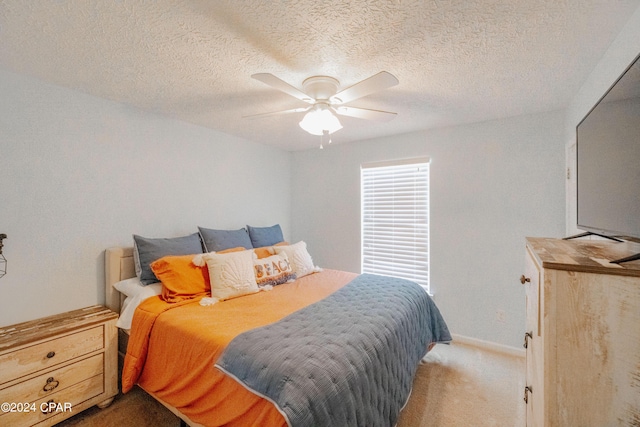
577;52;640;241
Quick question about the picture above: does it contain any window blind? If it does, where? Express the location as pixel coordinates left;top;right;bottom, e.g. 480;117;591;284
361;158;430;291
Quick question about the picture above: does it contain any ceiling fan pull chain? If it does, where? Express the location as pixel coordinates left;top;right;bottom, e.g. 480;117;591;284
321;129;332;149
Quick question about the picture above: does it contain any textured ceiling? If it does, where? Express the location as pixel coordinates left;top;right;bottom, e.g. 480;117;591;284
1;0;639;151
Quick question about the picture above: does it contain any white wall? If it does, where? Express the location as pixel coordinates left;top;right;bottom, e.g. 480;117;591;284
290;111;566;349
6;1;637;342
565;5;640;235
0;68;291;326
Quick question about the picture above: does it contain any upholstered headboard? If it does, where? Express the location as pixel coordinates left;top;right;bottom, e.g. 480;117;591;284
104;247;135;314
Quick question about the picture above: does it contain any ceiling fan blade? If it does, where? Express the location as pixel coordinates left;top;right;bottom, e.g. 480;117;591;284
333;106;397;122
251;73;314;104
243;107;309;119
330;71;399;105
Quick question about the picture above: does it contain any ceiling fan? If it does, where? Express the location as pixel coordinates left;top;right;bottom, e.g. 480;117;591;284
245;71;399;142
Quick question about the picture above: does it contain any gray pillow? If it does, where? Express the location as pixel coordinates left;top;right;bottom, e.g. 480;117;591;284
133;233;203;285
247;224;284;248
198;227;253;252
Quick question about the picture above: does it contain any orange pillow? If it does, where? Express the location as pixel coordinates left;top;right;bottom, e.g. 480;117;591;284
253;246;274;259
217;247;245;254
219;245;289;259
254;242;290;259
151;254;210;303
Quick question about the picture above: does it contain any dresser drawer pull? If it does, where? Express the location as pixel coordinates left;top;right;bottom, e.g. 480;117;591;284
41;399;55;414
523;331;533;349
46;351;55;359
520;275;531;285
43;377;60;392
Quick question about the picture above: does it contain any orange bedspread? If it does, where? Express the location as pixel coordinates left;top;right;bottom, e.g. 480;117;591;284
122;269;358;427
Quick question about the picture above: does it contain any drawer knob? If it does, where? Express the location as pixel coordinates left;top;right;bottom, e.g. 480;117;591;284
520;275;531;285
524;385;532;404
46;351;55;359
41;399;55;414
43;377;60;392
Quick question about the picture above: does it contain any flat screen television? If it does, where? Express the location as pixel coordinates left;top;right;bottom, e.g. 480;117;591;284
575;52;640;263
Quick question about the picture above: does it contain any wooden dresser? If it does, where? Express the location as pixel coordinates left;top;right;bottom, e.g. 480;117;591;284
522;237;640;427
0;306;118;426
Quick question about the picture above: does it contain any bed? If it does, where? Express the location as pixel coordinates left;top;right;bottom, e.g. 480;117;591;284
105;239;451;427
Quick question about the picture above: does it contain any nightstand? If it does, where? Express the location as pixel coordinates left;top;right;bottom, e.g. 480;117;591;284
0;306;118;426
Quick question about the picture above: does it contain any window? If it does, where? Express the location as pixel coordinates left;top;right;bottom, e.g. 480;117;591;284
361;158;430;292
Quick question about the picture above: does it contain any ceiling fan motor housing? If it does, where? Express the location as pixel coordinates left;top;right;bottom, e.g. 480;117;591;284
247;71;398;127
301;76;340;101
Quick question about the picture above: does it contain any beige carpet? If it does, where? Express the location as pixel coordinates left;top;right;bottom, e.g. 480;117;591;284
57;342;525;427
55;384;182;427
396;342;526;427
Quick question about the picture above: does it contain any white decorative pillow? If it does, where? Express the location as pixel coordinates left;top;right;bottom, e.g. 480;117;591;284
274;241;318;278
113;277;146;298
254;252;296;287
115;283;162;329
195;250;259;302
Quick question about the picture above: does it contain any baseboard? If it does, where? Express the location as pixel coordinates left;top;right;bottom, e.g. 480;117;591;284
450;333;525;358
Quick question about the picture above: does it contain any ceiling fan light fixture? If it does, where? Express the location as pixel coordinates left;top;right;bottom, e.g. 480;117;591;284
298;105;342;136
250;72;399;141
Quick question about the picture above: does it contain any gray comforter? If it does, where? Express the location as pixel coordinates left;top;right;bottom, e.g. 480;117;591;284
215;273;451;427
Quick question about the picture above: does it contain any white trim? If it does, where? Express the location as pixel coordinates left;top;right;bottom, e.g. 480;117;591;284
451;333;525;358
361;156;430;169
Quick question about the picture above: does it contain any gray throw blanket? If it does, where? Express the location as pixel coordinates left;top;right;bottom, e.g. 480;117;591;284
215;273;451;427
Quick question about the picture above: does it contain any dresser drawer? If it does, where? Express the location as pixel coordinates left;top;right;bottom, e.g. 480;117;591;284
0;353;104;404
0;326;104;384
0;373;104;427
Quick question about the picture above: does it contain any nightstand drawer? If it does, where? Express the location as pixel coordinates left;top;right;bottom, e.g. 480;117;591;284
0;326;104;384
0;306;117;426
0;373;104;427
0;353;104;404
